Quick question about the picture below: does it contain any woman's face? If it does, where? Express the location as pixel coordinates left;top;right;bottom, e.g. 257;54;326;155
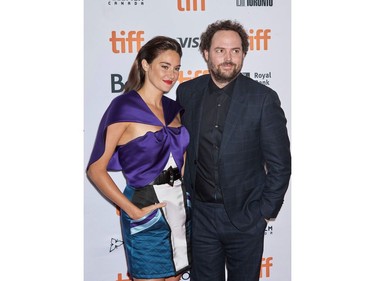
143;50;181;93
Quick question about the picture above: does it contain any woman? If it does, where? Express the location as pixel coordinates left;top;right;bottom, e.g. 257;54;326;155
87;36;191;281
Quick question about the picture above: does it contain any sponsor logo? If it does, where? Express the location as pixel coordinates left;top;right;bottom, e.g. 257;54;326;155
236;0;274;7
248;29;271;51
107;0;145;6
242;72;272;86
111;74;125;93
116;273;132;281
178;69;209;84
177;37;200;48
177;0;206;11
264;224;273;235
243;71;273;86
260;257;273;278
110;238;124;252
109;29;270;54
111;70;273;92
177;28;271;51
110;30;145;53
110;70;209;93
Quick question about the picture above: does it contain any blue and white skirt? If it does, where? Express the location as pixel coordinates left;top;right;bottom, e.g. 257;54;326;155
121;159;191;279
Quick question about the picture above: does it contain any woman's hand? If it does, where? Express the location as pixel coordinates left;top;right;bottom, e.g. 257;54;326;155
129;202;167;220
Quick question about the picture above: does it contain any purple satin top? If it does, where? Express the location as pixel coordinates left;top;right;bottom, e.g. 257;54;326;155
87;90;190;188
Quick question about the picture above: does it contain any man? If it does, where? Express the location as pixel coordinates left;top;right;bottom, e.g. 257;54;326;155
176;20;291;281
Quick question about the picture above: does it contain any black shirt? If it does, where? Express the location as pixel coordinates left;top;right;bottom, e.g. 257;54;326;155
195;78;236;203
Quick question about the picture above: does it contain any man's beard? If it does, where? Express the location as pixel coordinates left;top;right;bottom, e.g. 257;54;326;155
208;60;242;84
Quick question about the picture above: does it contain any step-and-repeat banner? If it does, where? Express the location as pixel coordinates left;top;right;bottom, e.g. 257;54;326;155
84;1;291;280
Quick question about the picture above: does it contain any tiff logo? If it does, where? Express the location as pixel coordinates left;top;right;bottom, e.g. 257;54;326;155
116;273;131;281
178;69;209;84
248;29;271;50
177;0;206;11
109;30;145;53
259;257;273;278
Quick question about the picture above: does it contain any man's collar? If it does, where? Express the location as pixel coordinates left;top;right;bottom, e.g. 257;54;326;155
208;76;237;97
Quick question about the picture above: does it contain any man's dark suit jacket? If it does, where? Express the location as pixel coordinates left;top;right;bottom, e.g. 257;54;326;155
176;74;291;232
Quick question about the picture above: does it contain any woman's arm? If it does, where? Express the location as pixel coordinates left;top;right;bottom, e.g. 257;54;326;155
87;122;166;219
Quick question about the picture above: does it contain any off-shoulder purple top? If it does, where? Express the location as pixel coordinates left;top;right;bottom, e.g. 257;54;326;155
87;90;190;188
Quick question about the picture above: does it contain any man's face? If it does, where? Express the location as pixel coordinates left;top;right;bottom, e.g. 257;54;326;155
204;30;245;88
